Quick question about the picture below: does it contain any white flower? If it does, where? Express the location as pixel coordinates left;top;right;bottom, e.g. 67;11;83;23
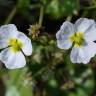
56;18;96;64
0;24;32;69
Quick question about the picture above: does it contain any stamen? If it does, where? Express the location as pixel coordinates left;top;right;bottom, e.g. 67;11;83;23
8;38;23;52
70;32;84;47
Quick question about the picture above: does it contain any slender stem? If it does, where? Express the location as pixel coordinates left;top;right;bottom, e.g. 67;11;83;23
4;6;17;24
38;5;44;27
30;4;44;27
81;0;96;10
82;5;96;10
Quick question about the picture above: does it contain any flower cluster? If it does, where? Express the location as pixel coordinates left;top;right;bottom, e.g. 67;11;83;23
56;18;96;64
0;24;32;69
0;18;96;69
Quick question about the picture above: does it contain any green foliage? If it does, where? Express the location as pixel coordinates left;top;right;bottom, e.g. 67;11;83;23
18;0;31;16
43;0;79;19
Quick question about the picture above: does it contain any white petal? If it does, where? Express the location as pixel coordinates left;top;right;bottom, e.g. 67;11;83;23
0;48;26;69
60;21;75;34
70;42;96;64
75;18;95;33
84;22;96;41
70;47;82;63
56;21;74;49
17;32;32;56
81;42;96;63
0;24;18;38
0;24;18;49
0;40;8;49
57;38;72;49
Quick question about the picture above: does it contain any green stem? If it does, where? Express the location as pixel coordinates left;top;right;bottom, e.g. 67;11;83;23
4;6;17;24
38;5;44;27
82;5;96;10
30;4;44;27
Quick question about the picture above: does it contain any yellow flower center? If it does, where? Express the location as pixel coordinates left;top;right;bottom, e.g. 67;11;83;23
70;32;84;47
8;38;23;52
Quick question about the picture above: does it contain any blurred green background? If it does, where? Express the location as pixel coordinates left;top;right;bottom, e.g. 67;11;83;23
0;0;96;96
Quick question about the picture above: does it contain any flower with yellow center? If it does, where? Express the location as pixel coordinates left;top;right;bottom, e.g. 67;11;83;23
0;24;32;69
56;18;96;64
